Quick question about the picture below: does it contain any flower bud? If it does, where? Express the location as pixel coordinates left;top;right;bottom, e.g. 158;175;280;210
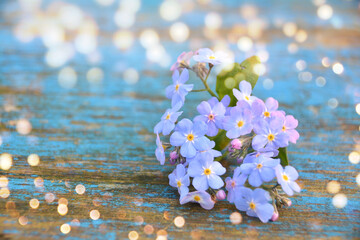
284;198;292;207
271;211;279;221
216;190;226;200
231;139;242;150
237;157;244;164
170;151;178;160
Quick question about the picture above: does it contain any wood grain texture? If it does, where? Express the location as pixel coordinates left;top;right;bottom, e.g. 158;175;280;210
0;0;359;239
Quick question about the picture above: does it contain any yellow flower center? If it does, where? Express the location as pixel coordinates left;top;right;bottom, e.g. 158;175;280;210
175;84;180;91
267;134;275;141
264;111;270;118
187;133;194;141
231;181;236;188
209;56;215;60
245;96;250;101
256;163;263;169
166;114;171;120
208;113;215;121
162;145;166;150
282;125;286;132
194;195;201;202
177;181;182;187
282;174;289;181
237;120;244;128
256;153;261;157
204;168;211;176
249;202;256;210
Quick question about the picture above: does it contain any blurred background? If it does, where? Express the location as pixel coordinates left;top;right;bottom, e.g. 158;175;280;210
0;0;359;239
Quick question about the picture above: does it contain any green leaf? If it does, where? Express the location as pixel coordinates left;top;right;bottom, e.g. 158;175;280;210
215;56;261;106
209;129;230;151
278;147;289;166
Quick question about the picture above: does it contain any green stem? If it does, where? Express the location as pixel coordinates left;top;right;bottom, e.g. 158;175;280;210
191;89;207;92
200;65;219;100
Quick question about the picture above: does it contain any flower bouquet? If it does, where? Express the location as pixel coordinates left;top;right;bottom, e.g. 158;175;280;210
154;48;300;223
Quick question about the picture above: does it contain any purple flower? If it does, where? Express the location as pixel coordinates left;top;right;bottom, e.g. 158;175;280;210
243;147;279;163
186;140;221;163
170;119;209;158
169;164;190;197
223;106;253;139
252;97;280;119
154;103;183;136
193;48;228;66
225;167;247;203
276;112;300;144
187;158;226;191
180;191;215;210
166;69;193;108
194;100;226;136
170;51;194;71
234;188;274;223
233;81;258;105
252;117;289;150
155;133;165;165
275;165;301;196
240;155;280;187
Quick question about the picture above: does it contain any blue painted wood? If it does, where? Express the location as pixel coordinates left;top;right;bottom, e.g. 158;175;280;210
0;0;359;239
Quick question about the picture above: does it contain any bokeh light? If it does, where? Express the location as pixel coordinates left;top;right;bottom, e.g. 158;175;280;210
27;154;40;166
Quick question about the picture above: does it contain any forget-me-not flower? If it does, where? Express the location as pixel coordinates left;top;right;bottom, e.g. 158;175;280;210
233;81;258;106
168;164;190;197
166;69;193;107
234;188;274;223
225;167;247;203
275;165;301;196
223;106;253;139
180;191;215;210
154;102;183;136
252;117;289;150
155;133;165;165
240;155;280;187
170;119;209;158
188;157;226;191
170;51;194;71
252;97;280;119
193;48;228;66
276;112;300;144
194;100;226;136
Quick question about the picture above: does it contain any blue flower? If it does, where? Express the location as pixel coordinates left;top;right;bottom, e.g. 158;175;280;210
275;112;300;144
187;157;226;190
252;97;280;119
252;117;289;150
194;100;226;136
240;155;280;187
168;164;190;197
192;48;228;66
186;141;221;163
180;191;215;210
225;167;247;203
234;188;274;223
275;165;301;196
154;103;183;136
170;119;209;158
233;81;258;105
166;69;193;107
223;106;253;139
243;147;279;163
155;133;165;165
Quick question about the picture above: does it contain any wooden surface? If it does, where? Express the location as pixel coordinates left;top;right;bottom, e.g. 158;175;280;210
0;0;359;239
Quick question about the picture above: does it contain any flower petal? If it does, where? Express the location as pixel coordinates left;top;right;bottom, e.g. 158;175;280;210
170;131;186;146
239;81;252;96
211;161;226;175
256;203;274;223
208;174;224;189
193;175;209;191
180;141;197;158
